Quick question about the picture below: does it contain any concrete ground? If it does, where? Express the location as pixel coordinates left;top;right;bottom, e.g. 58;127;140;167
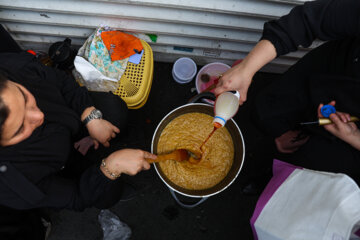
47;62;280;240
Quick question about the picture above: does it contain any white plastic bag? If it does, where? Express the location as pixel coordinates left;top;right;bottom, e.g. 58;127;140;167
251;160;360;240
73;26;128;92
73;56;118;92
98;209;131;240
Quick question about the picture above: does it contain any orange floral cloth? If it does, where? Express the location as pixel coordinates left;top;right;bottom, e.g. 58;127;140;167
101;31;143;61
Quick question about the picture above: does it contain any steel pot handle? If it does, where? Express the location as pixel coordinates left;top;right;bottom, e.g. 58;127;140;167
188;92;215;104
169;189;208;209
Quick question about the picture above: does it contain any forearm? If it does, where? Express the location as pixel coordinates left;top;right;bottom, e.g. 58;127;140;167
262;0;360;56
213;40;277;103
237;39;277;77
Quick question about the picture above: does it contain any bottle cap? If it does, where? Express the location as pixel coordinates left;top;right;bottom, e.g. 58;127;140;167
320;105;336;118
213;116;226;128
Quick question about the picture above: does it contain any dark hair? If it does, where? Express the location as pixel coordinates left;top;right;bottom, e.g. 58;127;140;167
0;72;10;140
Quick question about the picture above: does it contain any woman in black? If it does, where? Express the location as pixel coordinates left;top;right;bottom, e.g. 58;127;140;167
0;51;156;211
215;0;360;183
0;26;158;239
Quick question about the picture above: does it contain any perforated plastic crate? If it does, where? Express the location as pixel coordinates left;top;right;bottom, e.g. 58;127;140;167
112;40;153;109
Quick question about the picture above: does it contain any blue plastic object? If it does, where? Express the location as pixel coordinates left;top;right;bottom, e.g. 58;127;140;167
321;105;336;118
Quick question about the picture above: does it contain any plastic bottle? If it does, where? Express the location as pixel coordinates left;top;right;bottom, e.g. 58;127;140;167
213;91;240;128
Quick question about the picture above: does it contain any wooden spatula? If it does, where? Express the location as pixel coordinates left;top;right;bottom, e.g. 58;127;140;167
146;149;200;163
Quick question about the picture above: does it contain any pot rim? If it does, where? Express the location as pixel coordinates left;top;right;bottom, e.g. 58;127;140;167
151;103;245;198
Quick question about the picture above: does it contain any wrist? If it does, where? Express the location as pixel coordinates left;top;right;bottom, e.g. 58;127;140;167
82;108;103;125
100;158;121;180
234;60;255;83
81;107;96;121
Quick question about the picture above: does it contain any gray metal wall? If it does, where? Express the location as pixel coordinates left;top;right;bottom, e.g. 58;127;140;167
0;0;316;73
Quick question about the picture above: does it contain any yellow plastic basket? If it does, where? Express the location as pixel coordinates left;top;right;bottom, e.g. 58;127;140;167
112;40;154;109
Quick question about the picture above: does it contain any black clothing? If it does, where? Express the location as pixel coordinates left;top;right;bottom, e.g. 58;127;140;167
261;0;360;56
0;52;128;211
253;0;360;182
254;39;360;183
0;206;47;240
254;38;360;137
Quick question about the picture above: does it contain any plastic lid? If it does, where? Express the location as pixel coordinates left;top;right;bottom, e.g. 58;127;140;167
321;105;336;118
172;57;197;84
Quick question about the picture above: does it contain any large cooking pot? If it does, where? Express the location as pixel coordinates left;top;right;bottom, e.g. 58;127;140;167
151;92;245;208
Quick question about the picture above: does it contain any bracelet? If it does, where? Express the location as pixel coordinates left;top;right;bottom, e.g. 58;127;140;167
101;159;121;179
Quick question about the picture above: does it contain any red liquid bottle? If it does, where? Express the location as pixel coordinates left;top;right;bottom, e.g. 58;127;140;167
213;91;240;128
201;91;240;149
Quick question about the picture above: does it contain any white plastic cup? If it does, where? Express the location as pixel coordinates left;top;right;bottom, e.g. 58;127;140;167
172;57;197;84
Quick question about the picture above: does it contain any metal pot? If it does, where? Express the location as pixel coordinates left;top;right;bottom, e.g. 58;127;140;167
151;92;245;207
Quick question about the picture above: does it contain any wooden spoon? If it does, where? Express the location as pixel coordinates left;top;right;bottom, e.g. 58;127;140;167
146;149;201;163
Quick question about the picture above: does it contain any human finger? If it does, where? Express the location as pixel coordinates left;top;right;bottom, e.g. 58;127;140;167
93;140;99;150
214;84;227;96
335;112;350;123
215;76;223;87
329;113;342;126
102;141;110;148
112;125;120;134
239;91;247;105
142;160;151;170
328;100;336;106
74;142;80;150
344;113;351;121
111;132;116;138
143;150;157;160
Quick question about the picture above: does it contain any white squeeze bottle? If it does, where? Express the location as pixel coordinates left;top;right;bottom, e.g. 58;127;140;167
200;91;240;150
213;91;240;128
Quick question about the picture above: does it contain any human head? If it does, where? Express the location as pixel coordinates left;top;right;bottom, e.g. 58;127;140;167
0;73;9;142
0;72;44;146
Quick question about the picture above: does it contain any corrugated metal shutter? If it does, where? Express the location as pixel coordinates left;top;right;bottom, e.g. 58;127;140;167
0;0;317;73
